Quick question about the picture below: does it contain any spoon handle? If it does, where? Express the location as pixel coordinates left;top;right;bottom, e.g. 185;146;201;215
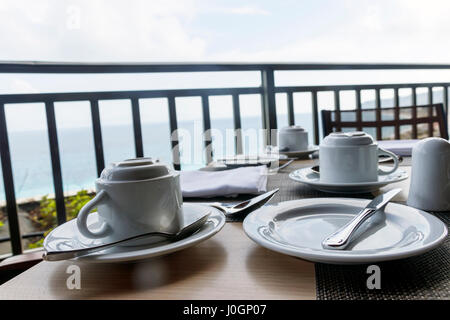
270;159;294;172
43;231;175;261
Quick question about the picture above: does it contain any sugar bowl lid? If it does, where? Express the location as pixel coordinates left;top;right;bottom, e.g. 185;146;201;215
99;158;172;182
321;131;374;146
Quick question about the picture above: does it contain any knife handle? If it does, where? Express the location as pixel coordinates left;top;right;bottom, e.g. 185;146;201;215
322;208;377;250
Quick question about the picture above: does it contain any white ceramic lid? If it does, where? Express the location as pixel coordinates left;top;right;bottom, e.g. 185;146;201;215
280;125;306;132
321;131;374;146
99;158;172;182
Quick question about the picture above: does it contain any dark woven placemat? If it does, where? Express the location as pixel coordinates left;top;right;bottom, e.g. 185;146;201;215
315;212;449;300
219;161;449;300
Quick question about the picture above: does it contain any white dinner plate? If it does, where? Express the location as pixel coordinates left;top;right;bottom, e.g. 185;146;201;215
289;166;408;193
279;146;319;158
243;198;447;264
44;203;225;263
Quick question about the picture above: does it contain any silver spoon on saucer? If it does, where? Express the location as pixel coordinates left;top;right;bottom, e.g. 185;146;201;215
43;211;211;261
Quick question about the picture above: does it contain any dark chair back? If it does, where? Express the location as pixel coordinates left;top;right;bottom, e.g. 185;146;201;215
321;103;448;140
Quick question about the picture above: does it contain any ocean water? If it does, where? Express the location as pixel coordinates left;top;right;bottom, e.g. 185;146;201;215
0;113;314;201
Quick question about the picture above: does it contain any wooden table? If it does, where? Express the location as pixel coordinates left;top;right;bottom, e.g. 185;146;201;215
0;160;411;300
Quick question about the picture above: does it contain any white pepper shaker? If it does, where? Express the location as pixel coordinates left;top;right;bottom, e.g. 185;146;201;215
407;137;450;211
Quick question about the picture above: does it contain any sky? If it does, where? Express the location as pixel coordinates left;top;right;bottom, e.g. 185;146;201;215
2;0;450;63
1;0;450;130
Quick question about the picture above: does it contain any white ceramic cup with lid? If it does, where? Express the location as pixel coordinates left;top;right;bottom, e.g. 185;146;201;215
319;131;399;183
76;158;183;243
278;125;309;152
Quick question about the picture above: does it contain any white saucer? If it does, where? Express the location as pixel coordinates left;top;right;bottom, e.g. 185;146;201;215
279;146;319;158
243;198;447;264
43;203;225;263
289;166;408;193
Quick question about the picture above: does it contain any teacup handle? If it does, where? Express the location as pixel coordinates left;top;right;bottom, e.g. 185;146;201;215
377;148;399;175
76;190;112;239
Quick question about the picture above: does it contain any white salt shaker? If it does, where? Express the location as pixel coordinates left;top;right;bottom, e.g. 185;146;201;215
407;137;450;211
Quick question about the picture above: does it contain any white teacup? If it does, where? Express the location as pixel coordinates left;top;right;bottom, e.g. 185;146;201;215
407;137;450;211
76;158;183;243
319;132;399;183
278;126;309;152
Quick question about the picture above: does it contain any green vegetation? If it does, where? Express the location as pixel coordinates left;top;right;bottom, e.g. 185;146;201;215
0;209;4;229
28;190;95;249
28;236;45;249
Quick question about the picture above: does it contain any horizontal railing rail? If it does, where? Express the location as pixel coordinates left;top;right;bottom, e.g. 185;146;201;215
2;62;450;72
0;62;449;257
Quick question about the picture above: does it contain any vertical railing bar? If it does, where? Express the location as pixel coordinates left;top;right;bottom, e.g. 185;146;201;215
311;91;320;144
334;90;341;131
375;89;382;140
201;95;213;164
261;68;277;146
90;100;105;177
232;94;243;155
287;92;295;126
412;88;418;139
167;96;180;170
131;98;144;158
45;101;66;225
444;86;449;116
356;89;362;131
259;93;268;147
444;87;449;133
428;86;433;136
0;103;22;255
394;88;400;139
260;90;268;132
429;86;434;104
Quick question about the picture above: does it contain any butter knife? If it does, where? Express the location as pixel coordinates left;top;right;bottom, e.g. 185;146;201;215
322;188;401;250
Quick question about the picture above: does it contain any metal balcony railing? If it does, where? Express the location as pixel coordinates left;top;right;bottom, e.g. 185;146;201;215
0;62;449;256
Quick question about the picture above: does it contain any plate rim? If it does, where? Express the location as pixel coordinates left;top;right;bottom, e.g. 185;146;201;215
243;198;448;264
